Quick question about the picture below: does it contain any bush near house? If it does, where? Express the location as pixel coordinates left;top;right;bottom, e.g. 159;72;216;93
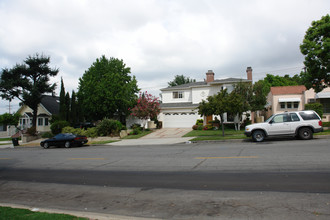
305;103;323;118
50;120;70;135
96;119;123;136
62;126;98;138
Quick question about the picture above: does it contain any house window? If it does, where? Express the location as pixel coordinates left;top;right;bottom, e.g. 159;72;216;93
38;118;43;126
45;118;49;126
173;91;183;99
280;102;299;109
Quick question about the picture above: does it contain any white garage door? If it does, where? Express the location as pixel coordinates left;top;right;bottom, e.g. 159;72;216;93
163;112;199;128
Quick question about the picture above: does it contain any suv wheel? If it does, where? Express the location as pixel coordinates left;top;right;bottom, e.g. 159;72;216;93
299;127;313;140
252;130;265;142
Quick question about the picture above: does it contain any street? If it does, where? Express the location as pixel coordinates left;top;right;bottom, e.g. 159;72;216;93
1;138;330;219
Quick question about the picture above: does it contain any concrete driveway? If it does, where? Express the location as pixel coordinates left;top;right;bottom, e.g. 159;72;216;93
109;128;193;146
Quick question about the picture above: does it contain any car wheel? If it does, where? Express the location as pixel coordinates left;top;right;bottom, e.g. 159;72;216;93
64;141;71;148
252;130;265;142
43;142;49;149
299;127;313;140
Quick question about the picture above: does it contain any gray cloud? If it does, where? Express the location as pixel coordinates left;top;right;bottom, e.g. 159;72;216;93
1;0;329;113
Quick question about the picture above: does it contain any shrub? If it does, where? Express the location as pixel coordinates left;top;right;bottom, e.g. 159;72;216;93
203;125;213;130
62;126;76;134
130;123;142;130
131;128;142;135
96;118;123;136
50;120;70;135
41;132;53;138
26;126;37;136
305;103;323;118
323;122;330;127
197;125;203;130
196;119;203;125
86;127;98;138
192;125;198;130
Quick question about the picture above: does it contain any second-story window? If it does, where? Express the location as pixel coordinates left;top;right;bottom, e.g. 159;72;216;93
173;91;183;99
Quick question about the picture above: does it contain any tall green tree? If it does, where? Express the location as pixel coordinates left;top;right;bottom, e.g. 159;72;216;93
0;112;20;126
78;56;139;122
198;89;230;136
0;54;58;128
59;77;66;120
168;75;196;87
70;90;77;125
300;14;330;92
65;92;70;122
250;80;268;112
230;81;253;130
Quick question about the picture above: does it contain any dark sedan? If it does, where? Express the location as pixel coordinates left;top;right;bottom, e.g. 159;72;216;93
40;133;88;149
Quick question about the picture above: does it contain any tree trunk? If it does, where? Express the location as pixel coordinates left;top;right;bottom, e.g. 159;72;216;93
219;114;225;136
32;108;38;129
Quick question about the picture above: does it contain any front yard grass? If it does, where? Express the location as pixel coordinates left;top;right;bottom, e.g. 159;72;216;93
0;206;87;220
184;129;247;141
89;140;120;145
122;130;153;139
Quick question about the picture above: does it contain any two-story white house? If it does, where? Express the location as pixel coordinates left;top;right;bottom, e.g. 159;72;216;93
159;67;252;128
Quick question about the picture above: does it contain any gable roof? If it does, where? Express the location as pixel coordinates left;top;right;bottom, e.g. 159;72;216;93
270;85;306;95
161;78;250;91
40;95;60;115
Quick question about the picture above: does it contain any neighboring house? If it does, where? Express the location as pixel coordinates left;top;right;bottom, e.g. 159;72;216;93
159;67;252;128
266;85;330;121
17;95;60;132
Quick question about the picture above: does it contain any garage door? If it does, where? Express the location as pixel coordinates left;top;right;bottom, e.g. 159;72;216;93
163;112;199;128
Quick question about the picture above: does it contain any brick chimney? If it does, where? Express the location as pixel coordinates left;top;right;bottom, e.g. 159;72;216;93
206;70;215;83
246;67;253;81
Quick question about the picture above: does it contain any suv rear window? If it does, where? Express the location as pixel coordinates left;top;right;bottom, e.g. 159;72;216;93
299;112;320;120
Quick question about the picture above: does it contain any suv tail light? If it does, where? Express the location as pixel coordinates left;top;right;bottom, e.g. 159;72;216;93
319;120;322;126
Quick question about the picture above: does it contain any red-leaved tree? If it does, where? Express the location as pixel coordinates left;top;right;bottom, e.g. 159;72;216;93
130;92;160;129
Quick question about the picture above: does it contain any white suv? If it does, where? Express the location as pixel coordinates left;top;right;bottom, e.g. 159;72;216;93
244;110;323;142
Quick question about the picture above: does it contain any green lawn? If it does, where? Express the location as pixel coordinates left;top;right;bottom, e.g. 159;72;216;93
183;129;247;141
89;140;120;145
122;130;153;139
0;206;87;220
0;137;13;141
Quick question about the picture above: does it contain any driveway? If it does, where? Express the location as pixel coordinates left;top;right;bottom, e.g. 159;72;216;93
141;128;192;139
109;128;193;146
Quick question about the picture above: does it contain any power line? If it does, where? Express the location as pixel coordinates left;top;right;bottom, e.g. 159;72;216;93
254;66;305;75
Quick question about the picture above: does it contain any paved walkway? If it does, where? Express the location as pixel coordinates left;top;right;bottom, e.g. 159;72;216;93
109;128;193;146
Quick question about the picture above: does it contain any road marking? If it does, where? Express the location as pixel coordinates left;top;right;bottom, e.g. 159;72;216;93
68;158;105;160
195;156;259;159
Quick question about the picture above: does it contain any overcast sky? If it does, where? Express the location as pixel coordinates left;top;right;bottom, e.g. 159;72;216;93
0;0;329;114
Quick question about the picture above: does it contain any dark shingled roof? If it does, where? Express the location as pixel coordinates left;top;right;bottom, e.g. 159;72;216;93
161;102;199;109
161;78;250;91
40;95;60;115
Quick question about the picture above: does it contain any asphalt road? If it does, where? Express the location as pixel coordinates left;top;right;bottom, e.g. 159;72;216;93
1;137;330;219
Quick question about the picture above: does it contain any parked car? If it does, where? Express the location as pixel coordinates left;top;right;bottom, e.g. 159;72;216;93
40;133;88;149
244;110;323;142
